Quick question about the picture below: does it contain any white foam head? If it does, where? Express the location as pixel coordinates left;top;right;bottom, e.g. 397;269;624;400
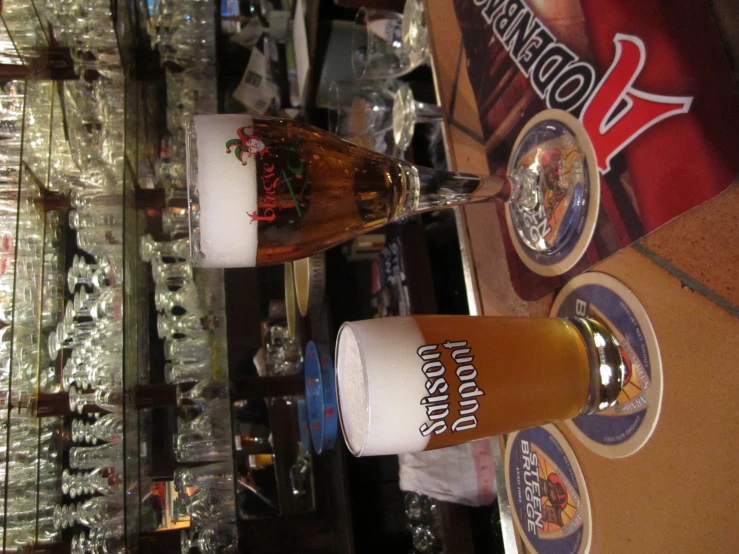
193;114;258;267
335;318;430;456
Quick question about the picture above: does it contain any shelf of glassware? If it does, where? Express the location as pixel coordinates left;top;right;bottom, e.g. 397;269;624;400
122;132;159;554
0;77;141;552
122;217;237;552
0;75;68;552
0;0;149;550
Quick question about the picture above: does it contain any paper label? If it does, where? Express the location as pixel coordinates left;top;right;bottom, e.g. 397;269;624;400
231;17;264;49
233;47;278;114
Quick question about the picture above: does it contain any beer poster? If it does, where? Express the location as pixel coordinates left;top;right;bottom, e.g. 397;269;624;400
452;0;739;299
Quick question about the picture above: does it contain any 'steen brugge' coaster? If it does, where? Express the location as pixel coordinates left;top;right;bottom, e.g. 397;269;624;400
505;425;592;554
551;272;663;458
505;109;600;277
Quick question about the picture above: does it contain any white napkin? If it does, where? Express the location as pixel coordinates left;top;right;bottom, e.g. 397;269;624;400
398;439;497;506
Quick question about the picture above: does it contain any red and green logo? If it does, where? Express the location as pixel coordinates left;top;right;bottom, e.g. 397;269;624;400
225;126;270;165
227;127;307;223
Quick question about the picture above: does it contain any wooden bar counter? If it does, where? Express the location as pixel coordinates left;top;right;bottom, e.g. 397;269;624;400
425;0;739;552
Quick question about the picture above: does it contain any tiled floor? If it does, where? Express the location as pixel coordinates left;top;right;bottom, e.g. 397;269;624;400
640;183;739;316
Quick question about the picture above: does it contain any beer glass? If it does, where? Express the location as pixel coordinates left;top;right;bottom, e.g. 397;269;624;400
351;1;429;80
328;81;441;145
334;316;625;456
328;80;397;138
187;112;594;267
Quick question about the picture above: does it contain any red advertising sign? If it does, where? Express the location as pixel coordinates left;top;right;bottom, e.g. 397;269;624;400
452;0;739;299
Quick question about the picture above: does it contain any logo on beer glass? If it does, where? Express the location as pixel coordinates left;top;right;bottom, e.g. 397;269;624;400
226;126;308;224
416;340;486;437
226;127;271;164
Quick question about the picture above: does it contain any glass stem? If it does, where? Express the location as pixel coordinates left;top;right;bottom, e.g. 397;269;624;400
399;163;513;217
412;101;442;123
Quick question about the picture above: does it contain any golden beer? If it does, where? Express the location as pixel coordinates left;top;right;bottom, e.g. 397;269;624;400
188;115;508;268
335;316;624;456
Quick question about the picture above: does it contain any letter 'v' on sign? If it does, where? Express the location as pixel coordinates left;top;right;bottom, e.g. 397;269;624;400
580;34;693;174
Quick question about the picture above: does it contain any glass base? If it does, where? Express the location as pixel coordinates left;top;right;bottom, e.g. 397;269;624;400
505;109;600;277
402;0;429;67
392;84;416;151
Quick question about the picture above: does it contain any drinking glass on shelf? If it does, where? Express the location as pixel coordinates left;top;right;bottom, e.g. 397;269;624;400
178;378;230;410
187;491;236;524
391;83;442;151
74;287;99;313
62;358;91;390
62;466;121;498
53;320;92;351
178;411;230;441
71;532;89;554
68;266;93;292
165;360;211;384
84;361;124;391
72;529;126;554
157;311;205;339
151;255;193;287
155;282;202;315
140;234;190;262
62;469;88;498
412;525;439;554
327;81;396;138
174;433;232;463
351;1;429;80
75;227;124;260
69;442;123;471
265;341;303;376
174;460;232;493
69;207;124;230
70;189;123;211
181;522;239;554
55;495;123;529
87;286;123;322
68;386;123;415
162;207;191;238
71;412;123;443
164;334;212;363
328;80;441;150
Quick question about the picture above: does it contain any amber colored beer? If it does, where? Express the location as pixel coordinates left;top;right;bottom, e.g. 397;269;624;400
335;316;618;457
249;118;410;265
413;316;590;451
190;115;495;268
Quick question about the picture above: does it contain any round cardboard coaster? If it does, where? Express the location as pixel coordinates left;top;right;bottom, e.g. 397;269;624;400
551;272;663;459
505;425;592;554
504;109;600;276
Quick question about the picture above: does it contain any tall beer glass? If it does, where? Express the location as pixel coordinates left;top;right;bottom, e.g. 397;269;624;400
334;316;624;456
186;113;593;267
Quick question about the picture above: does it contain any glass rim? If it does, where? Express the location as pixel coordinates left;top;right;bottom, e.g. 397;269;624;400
334;322;370;457
184;120;203;268
351;8;369;80
327;81;341;134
